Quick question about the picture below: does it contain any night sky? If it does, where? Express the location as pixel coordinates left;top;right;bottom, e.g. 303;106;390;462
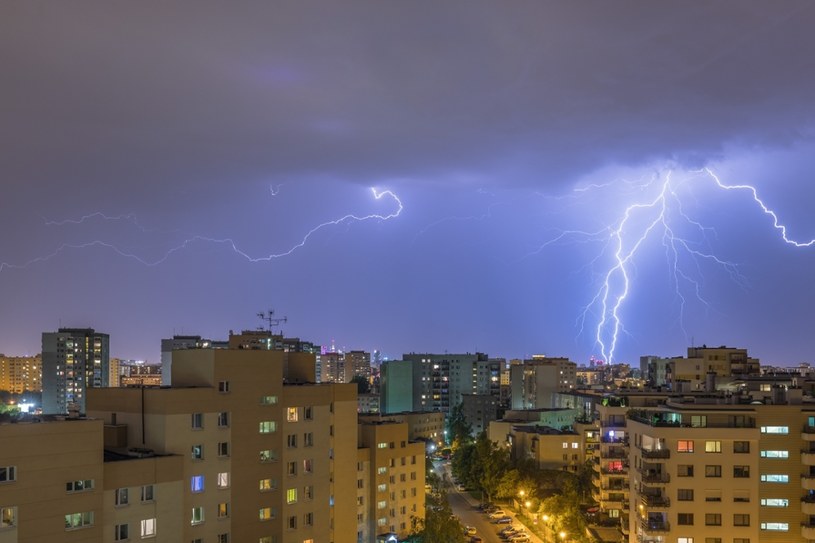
3;2;815;366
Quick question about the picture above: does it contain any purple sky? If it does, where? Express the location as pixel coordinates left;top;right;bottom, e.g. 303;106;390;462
2;2;815;365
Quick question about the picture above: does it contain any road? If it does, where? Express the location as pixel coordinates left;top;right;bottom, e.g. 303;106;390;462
433;459;545;543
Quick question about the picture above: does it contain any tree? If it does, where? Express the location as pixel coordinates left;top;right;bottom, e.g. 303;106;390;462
409;488;467;542
447;402;472;445
350;375;371;394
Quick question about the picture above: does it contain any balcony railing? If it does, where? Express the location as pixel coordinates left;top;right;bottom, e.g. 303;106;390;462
641;520;670;534
600;449;627;459
639;447;670;459
640;495;670;508
640;472;671;485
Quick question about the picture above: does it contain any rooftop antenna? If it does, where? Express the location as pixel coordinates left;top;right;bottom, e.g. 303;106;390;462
257;309;287;335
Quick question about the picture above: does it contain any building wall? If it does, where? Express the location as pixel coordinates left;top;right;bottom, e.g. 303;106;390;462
0;355;41;394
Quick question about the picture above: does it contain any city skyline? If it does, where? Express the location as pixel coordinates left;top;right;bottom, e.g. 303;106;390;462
3;3;815;365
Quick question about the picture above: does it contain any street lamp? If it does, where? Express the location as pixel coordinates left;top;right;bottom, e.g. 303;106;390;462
559;530;567;542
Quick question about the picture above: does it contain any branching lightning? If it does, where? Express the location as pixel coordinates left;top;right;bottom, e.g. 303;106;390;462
3;187;402;271
535;168;811;364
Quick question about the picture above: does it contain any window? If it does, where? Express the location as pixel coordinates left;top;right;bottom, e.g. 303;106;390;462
287;462;297;476
760;474;789;483
677;489;694;501
141;485;154;502
760;426;788;434
1;507;16;528
304;512;313;526
760;450;789;458
678;513;694;525
217;503;229;519
259;507;273;521
733;465;750;478
760;522;788;531
304;432;313;447
287;407;299;422
704;513;721;526
66;479;94;492
218;442;229;457
377;442;388;449
218;412;229;428
0;466;16;483
191;413;203;429
705;491;722;502
690;415;707;427
217;472;229;489
141;518;156;538
287;515;297;530
191;507;204;525
191;475;204;493
287;434;297;448
114;523;129;541
192;444;204;460
303;459;313;473
760;498;789;507
259;421;276;434
65;512;94;529
287;488;297;504
677;440;694;453
304;406;313;420
733;539;750;543
260;449;277;462
677;464;694;477
259;478;276;491
377;467;387;475
678;538;694;543
304;485;314;500
115;487;129;506
733;441;750;453
704;539;721;543
704;440;721;453
377;500;387;510
260;395;278;405
218;381;229;393
733;514;750;526
217;534;229;543
704;465;721;478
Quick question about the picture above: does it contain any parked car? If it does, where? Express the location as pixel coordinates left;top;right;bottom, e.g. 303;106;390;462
493;516;513;524
509;536;530;543
464;526;477;536
456;483;467;491
470;537;483;543
488;510;506;519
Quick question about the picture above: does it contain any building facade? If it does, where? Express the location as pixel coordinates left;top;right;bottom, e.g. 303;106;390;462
42;328;109;414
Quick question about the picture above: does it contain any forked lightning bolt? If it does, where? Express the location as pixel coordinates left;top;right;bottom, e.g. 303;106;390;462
1;188;402;272
537;169;812;364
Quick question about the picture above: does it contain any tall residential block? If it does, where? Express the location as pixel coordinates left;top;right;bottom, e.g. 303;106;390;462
0;355;41;393
42;328;109;414
510;357;577;409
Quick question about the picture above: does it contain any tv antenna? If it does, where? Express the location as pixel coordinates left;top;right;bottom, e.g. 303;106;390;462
257;309;287;334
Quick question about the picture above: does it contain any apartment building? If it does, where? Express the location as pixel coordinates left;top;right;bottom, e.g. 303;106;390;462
357;420;425;543
0;355;41;394
0;416;182;543
42;328;109;414
359;411;445;446
510;357;577;409
626;391;815;543
88;347;359;543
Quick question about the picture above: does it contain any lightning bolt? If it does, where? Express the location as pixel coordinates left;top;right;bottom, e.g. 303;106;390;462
536;169;808;364
2;187;402;271
43;212;149;231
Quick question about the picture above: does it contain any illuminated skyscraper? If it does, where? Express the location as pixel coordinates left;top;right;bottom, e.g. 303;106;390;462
42;327;109;414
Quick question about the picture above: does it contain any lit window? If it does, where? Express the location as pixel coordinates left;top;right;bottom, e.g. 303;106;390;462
217;472;229;489
704;440;721;453
141;518;156;538
761;498;789;507
259;478;276;491
259;421;276;434
260;449;277;462
760;450;789;458
287;488;297;504
0;507;16;528
191;475;204;493
760;426;788;434
761;522;789;531
260;395;278;405
259;507;274;521
217;503;229;519
191;507;204;525
760;474;789;483
677;440;694;453
65;511;94;529
287;407;299;422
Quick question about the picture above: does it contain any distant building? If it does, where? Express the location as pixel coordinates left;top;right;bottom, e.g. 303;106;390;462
669;345;760;391
0;354;41;393
160;335;226;386
380;360;414;414
347;350;372;381
510;356;577;409
42;327;109;414
460;393;501;436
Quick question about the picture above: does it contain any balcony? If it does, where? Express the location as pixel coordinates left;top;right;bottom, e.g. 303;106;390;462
600;449;627;459
641;520;670;534
803;425;815;441
803;451;815;466
802;497;815;515
803;475;815;491
601;467;629;476
641;475;670;487
601;435;628;444
640;495;670;510
803;523;815;540
639;447;670;459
